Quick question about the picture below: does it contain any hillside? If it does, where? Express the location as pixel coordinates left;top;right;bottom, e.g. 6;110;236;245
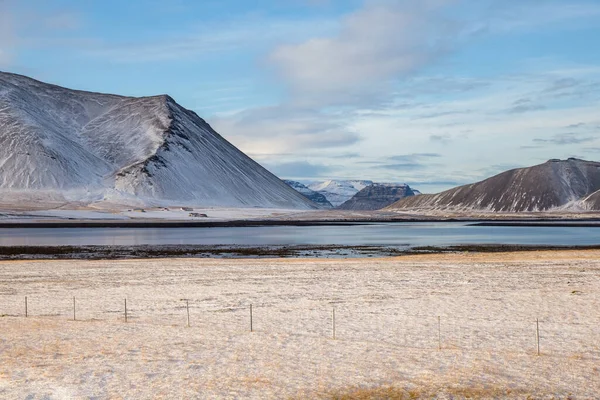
387;159;600;212
0;71;316;209
582;189;600;210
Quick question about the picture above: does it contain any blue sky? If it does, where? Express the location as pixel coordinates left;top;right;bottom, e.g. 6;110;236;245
2;0;600;192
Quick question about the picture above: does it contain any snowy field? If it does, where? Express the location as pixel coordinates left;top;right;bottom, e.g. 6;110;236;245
0;207;309;222
1;251;600;398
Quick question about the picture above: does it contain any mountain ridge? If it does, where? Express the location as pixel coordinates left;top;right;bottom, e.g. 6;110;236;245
386;158;600;213
283;180;333;208
338;183;416;210
0;71;316;209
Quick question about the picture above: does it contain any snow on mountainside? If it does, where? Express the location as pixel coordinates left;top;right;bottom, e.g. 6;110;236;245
581;189;600;210
338;183;416;211
307;180;373;207
387;158;600;213
0;71;316;209
282;180;333;209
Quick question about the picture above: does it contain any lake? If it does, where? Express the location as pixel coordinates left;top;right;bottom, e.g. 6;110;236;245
0;222;598;247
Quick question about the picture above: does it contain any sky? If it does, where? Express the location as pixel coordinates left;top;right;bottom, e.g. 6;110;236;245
1;0;600;193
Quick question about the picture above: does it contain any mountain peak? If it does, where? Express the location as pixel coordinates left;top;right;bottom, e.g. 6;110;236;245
0;72;316;210
387;159;600;212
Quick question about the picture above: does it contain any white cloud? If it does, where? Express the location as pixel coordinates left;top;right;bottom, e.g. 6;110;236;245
269;0;459;107
210;106;361;156
86;17;338;63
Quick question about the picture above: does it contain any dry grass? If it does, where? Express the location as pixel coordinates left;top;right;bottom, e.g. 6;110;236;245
308;384;547;399
1;251;598;399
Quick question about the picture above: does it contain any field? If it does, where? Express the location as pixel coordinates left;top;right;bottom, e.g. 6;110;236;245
1;250;599;398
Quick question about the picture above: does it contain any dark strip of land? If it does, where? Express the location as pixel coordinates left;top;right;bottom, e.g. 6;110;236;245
469;221;600;227
2;217;600;228
0;219;439;228
2;244;600;260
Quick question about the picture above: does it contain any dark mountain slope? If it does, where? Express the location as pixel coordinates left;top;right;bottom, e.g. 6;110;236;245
338;184;416;210
387;159;600;212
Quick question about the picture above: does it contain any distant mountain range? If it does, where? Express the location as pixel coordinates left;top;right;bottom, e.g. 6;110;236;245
338;183;417;211
0;71;315;210
285;180;419;210
387;158;600;212
306;180;374;207
282;180;333;208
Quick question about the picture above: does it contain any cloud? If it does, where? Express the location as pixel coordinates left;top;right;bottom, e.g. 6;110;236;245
264;161;334;179
533;132;596;145
477;163;523;178
565;122;586;129
507;98;546;114
412;110;474;120
268;0;460;107
374;163;430;171
87;17;337;63
429;134;453;144
387;153;442;162
209;106;361;156
366;153;444;172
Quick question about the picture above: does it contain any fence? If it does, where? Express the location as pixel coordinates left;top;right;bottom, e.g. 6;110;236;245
3;295;600;358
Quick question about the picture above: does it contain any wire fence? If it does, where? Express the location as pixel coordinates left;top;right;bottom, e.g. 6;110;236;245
2;295;600;358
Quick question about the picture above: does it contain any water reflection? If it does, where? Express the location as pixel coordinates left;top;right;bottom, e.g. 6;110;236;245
0;222;599;247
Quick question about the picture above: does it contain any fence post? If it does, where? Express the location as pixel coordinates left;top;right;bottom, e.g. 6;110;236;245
186;299;190;327
124;298;128;323
25;296;28;318
73;296;76;321
536;318;540;356
438;316;441;350
250;304;253;332
332;308;336;340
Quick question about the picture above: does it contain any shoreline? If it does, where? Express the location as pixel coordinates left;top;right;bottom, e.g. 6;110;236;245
2;243;600;260
1;216;600;228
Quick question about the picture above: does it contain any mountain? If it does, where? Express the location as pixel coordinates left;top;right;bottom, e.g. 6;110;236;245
283;180;333;208
338;183;416;210
307;180;373;207
386;158;600;213
0;71;316;209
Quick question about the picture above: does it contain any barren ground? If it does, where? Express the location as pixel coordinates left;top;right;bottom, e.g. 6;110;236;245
1;251;600;399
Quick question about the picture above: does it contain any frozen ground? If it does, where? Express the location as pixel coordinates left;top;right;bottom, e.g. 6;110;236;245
1;251;600;398
0;207;307;222
3;206;600;224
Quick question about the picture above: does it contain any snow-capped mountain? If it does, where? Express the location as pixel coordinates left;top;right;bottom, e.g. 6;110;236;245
0;71;316;209
338;183;416;210
387;158;600;213
283;180;333;208
307;180;373;207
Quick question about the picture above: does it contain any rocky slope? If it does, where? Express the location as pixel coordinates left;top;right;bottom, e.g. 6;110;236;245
387;158;600;213
338;184;416;210
307;180;373;207
283;180;333;208
0;71;316;209
582;189;600;210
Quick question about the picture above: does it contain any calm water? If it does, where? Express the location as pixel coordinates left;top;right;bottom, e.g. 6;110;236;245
0;222;598;247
